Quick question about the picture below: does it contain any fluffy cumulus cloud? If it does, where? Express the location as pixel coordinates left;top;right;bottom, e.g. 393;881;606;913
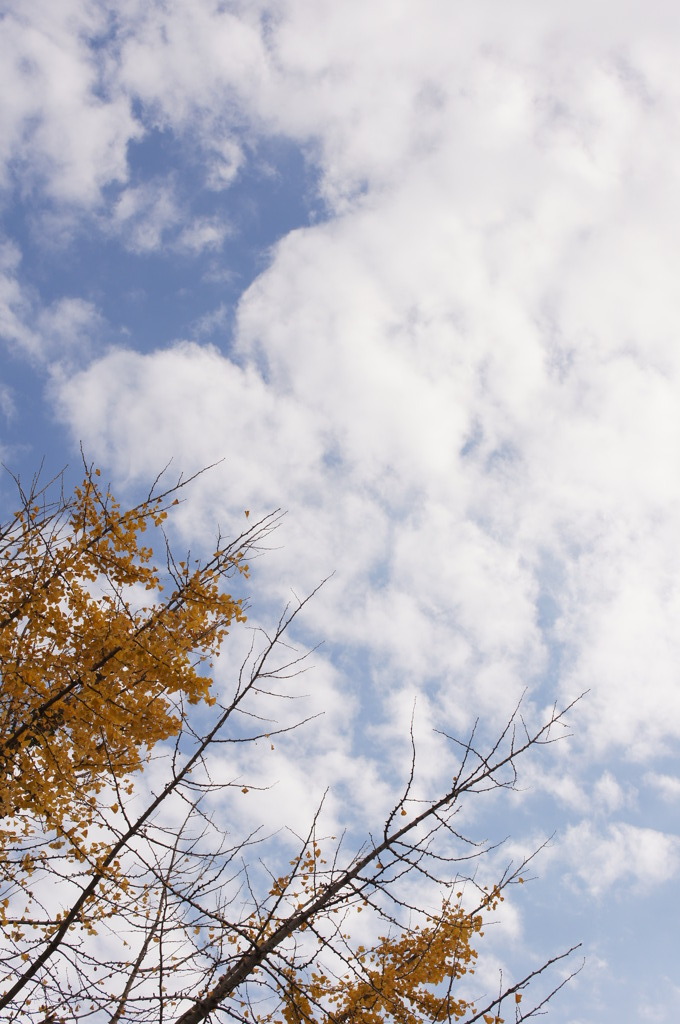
36;0;680;765
562;820;680;894
645;772;680;802
0;0;138;203
54;342;325;510
3;0;680;1018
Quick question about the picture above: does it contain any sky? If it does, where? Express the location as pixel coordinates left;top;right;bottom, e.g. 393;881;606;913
2;0;680;1020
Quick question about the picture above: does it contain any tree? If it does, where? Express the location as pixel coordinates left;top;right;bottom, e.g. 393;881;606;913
0;461;581;1023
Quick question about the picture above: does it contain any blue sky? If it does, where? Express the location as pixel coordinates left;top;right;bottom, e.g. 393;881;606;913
2;1;680;1020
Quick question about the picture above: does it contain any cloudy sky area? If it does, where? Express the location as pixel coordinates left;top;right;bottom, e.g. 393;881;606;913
2;0;680;1019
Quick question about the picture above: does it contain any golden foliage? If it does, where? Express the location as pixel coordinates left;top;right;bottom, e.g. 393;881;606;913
228;843;508;1024
0;467;247;886
278;898;483;1024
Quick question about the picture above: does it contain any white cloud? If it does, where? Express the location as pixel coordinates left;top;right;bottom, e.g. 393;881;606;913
176;216;232;255
0;383;15;422
0;1;260;215
0;0;138;204
111;181;182;253
115;1;269;130
519;765;590;815
204;138;245;190
36;297;102;358
645;772;680;803
0;241;36;355
592;771;628;814
191;303;230;339
51;342;326;514
1;241;101;363
562;820;680;895
110;181;231;254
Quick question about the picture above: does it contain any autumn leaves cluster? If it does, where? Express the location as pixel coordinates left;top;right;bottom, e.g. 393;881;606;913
0;470;247;877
